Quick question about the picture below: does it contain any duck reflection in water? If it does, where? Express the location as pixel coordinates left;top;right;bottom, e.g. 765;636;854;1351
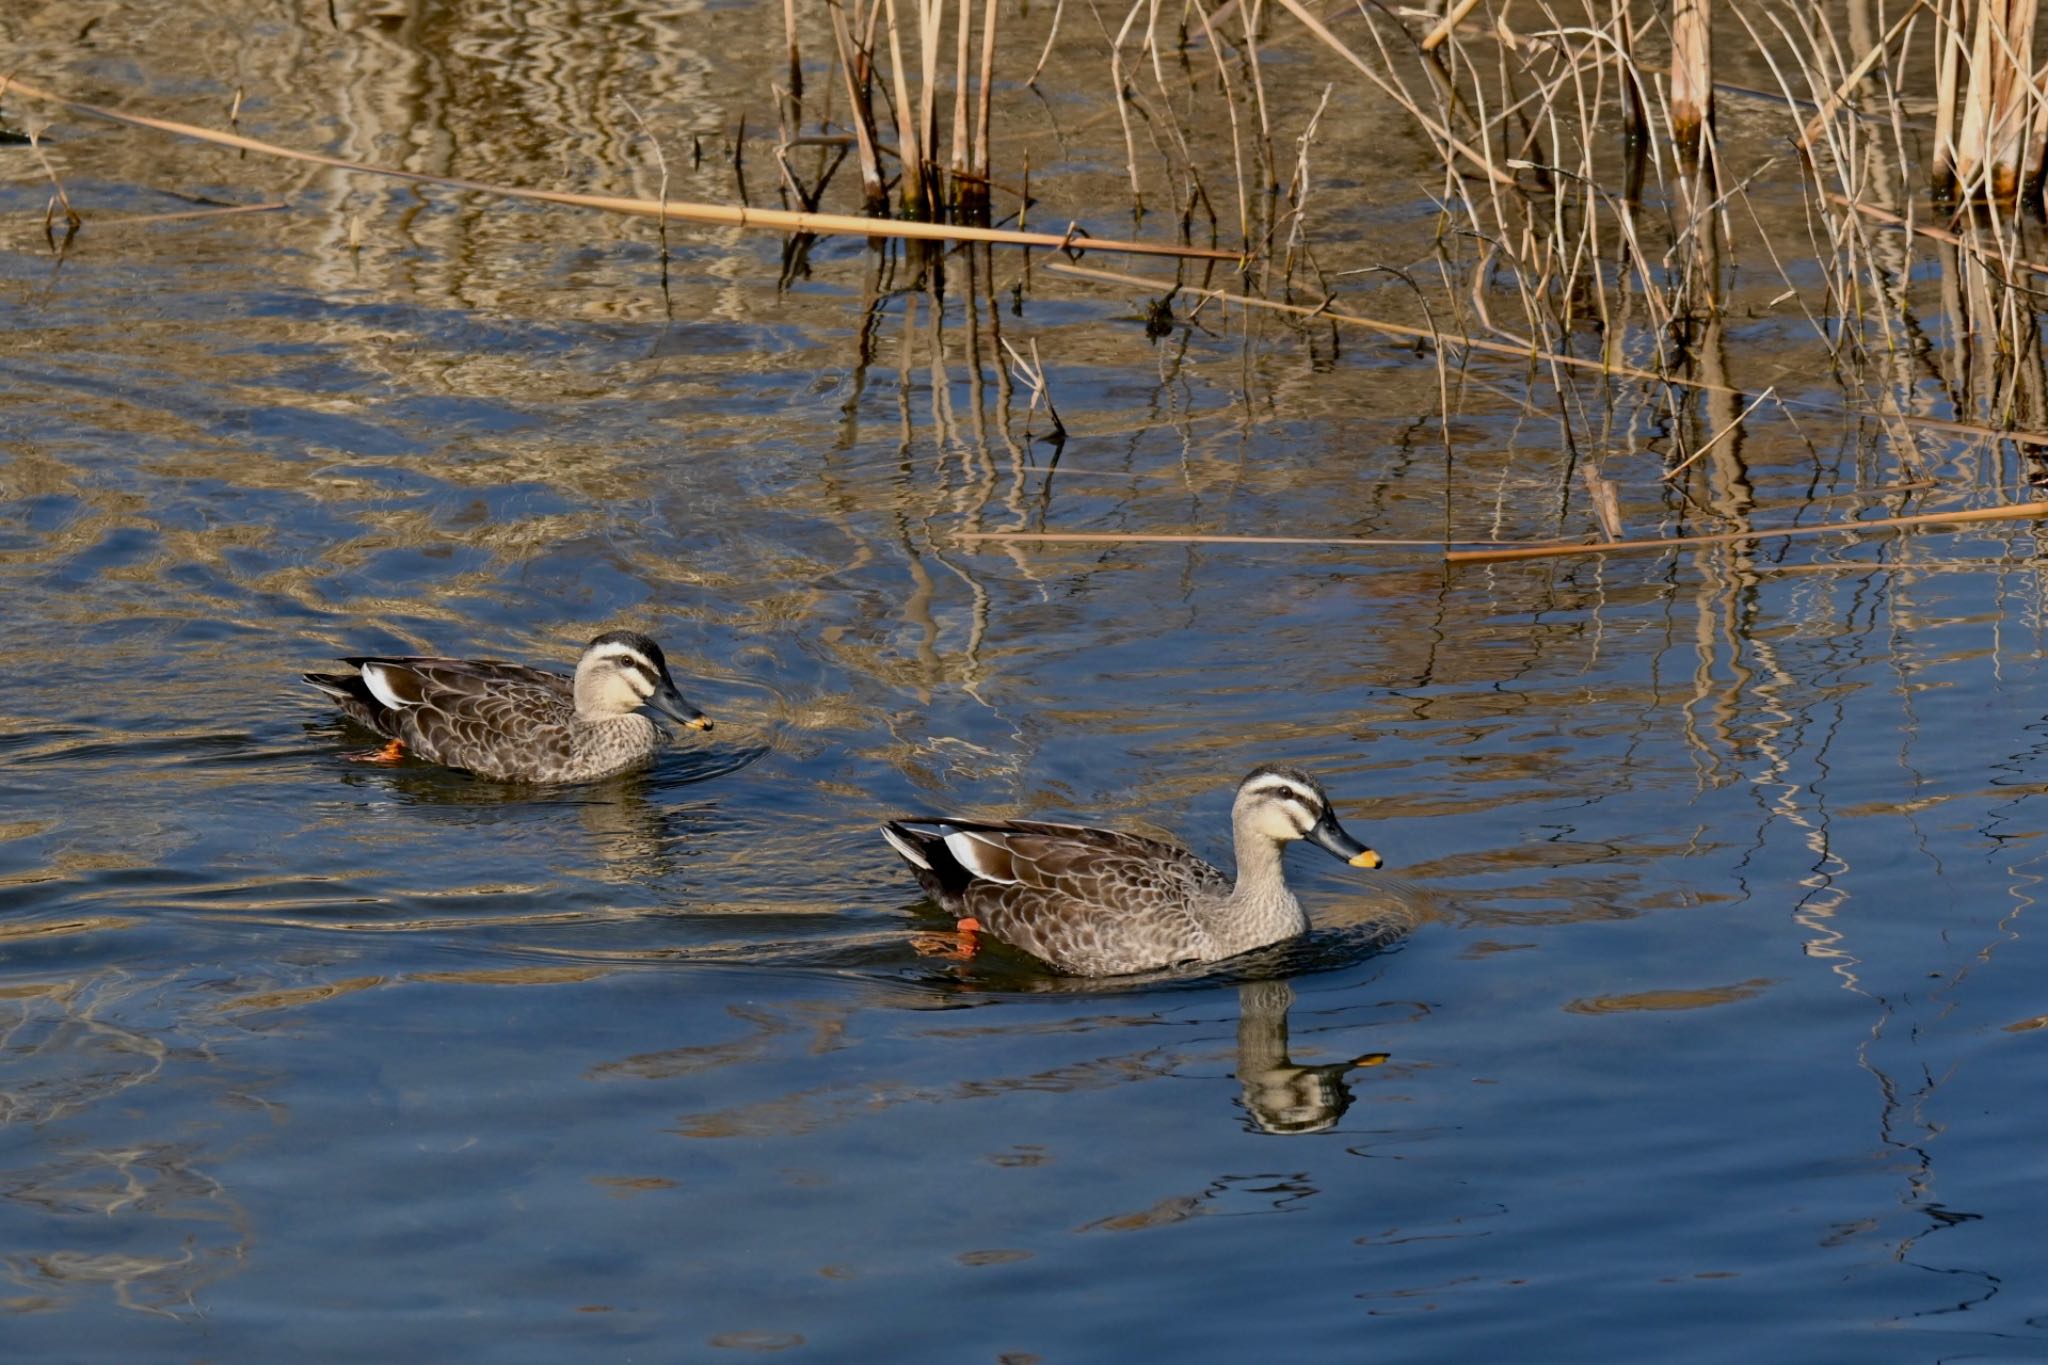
1234;979;1387;1136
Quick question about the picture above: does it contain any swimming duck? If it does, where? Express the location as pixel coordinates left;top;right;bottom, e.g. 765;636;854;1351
303;630;711;783
881;765;1381;976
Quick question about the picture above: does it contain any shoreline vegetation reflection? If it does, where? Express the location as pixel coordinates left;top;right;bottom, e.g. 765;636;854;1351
5;0;2048;1358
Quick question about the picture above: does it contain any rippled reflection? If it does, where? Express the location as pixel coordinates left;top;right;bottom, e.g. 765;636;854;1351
9;0;2048;1355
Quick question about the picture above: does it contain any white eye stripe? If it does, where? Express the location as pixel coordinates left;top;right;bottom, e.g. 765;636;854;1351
590;647;661;688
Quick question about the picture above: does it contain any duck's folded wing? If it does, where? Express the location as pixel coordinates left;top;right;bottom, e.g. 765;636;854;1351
341;656;564;701
336;658;571;771
912;819;1221;905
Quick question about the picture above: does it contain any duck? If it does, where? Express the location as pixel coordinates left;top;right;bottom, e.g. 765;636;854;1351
303;629;711;783
881;764;1381;976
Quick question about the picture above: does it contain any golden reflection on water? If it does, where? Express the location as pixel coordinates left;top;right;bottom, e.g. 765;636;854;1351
11;0;2048;1348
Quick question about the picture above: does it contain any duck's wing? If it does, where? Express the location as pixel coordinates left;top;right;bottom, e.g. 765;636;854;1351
301;670;399;737
882;818;1226;970
325;657;574;773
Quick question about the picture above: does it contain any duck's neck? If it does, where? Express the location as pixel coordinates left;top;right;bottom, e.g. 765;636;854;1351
1222;823;1308;946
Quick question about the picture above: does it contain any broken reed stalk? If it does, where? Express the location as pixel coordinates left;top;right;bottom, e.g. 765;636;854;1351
826;0;889;210
951;0;971;207
1669;0;1714;166
1938;0;2045;202
879;0;925;215
25;124;81;239
1420;0;1483;52
915;0;943;214
1935;0;1965;192
1;76;1235;262
969;0;998;217
1445;501;2048;565
784;0;804;125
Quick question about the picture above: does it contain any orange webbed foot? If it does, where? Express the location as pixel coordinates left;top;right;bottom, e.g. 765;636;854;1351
343;738;407;764
910;917;984;960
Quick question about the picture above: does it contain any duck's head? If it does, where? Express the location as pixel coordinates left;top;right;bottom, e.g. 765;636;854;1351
573;630;712;731
1232;765;1380;868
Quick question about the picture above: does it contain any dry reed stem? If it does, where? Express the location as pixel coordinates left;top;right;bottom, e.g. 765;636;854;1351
1669;0;1713;161
952;0;972;189
40;200;288;230
1108;0;1148;211
25;123;79;233
1661;386;1777;482
825;0;889;207
974;0;998;189
1950;0;2043;200
916;0;942;208
1422;0;1486;53
2;76;1235;261
1187;0;1251;247
1935;0;1965;192
952;530;1566;547
879;0;923;213
1045;260;2048;445
1794;2;1928;151
1580;464;1625;541
1446;500;2048;565
1267;0;1517;187
1827;190;2048;276
1027;0;1069;86
784;0;805;117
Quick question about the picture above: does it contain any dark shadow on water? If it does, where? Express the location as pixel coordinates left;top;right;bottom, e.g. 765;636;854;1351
887;920;1414;998
10;729;269;768
301;718;770;803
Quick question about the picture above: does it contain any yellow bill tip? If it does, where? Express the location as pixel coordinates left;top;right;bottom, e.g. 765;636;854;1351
686;716;714;732
1350;849;1382;869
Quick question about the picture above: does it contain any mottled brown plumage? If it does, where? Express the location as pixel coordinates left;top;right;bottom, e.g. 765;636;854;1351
303;630;710;783
882;765;1381;976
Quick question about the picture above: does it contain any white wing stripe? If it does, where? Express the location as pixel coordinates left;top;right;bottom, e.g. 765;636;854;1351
361;663;414;711
881;826;932;871
945;830;1020;883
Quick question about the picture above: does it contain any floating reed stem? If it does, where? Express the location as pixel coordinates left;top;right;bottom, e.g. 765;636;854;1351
1045;261;2048;445
2;76;1234;261
1446;502;2048;565
953;530;1562;548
